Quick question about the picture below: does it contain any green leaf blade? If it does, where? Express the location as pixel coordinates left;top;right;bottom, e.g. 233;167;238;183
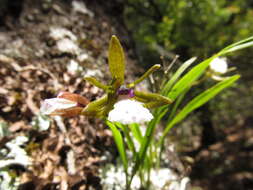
220;36;253;54
162;75;240;139
167;56;216;100
129;123;143;144
166;36;253;102
162;57;197;95
220;41;253;55
106;121;128;173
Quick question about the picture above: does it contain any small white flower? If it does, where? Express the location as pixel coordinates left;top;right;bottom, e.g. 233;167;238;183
209;57;228;74
40;98;77;115
108;99;153;125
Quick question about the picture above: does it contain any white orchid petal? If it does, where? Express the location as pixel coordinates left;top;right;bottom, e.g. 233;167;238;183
210;57;228;74
40;98;77;115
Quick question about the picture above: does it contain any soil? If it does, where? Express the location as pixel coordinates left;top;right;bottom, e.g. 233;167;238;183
0;0;139;189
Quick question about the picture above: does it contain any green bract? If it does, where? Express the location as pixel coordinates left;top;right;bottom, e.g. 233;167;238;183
82;35;172;118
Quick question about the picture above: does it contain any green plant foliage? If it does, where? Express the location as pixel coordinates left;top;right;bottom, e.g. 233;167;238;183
106;121;128;174
161;75;240;145
125;0;253;60
161;57;197;95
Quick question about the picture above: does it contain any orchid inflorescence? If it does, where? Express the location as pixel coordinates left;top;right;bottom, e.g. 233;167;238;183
41;36;172;124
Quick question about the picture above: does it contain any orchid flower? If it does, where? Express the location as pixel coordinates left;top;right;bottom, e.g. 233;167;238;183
82;36;172;119
41;36;172;120
209;57;228;74
208;57;236;81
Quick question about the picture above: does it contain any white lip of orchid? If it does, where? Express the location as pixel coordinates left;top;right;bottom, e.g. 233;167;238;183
40;98;78;115
209;57;228;74
108;99;153;125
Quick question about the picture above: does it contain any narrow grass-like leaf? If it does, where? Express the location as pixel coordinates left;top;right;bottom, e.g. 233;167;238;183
131;117;158;179
134;104;170;171
106;121;128;173
167;56;216;100
220;36;253;54
167;36;253;101
129;123;143;144
220;41;253;55
166;87;189;123
161;75;240;142
118;123;136;155
108;35;125;85
161;57;197;95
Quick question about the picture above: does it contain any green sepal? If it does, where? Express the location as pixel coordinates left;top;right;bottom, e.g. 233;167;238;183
108;35;125;87
81;95;108;117
134;90;172;109
84;77;108;91
128;64;161;88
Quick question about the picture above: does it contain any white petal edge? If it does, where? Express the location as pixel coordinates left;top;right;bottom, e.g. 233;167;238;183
40;98;77;115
